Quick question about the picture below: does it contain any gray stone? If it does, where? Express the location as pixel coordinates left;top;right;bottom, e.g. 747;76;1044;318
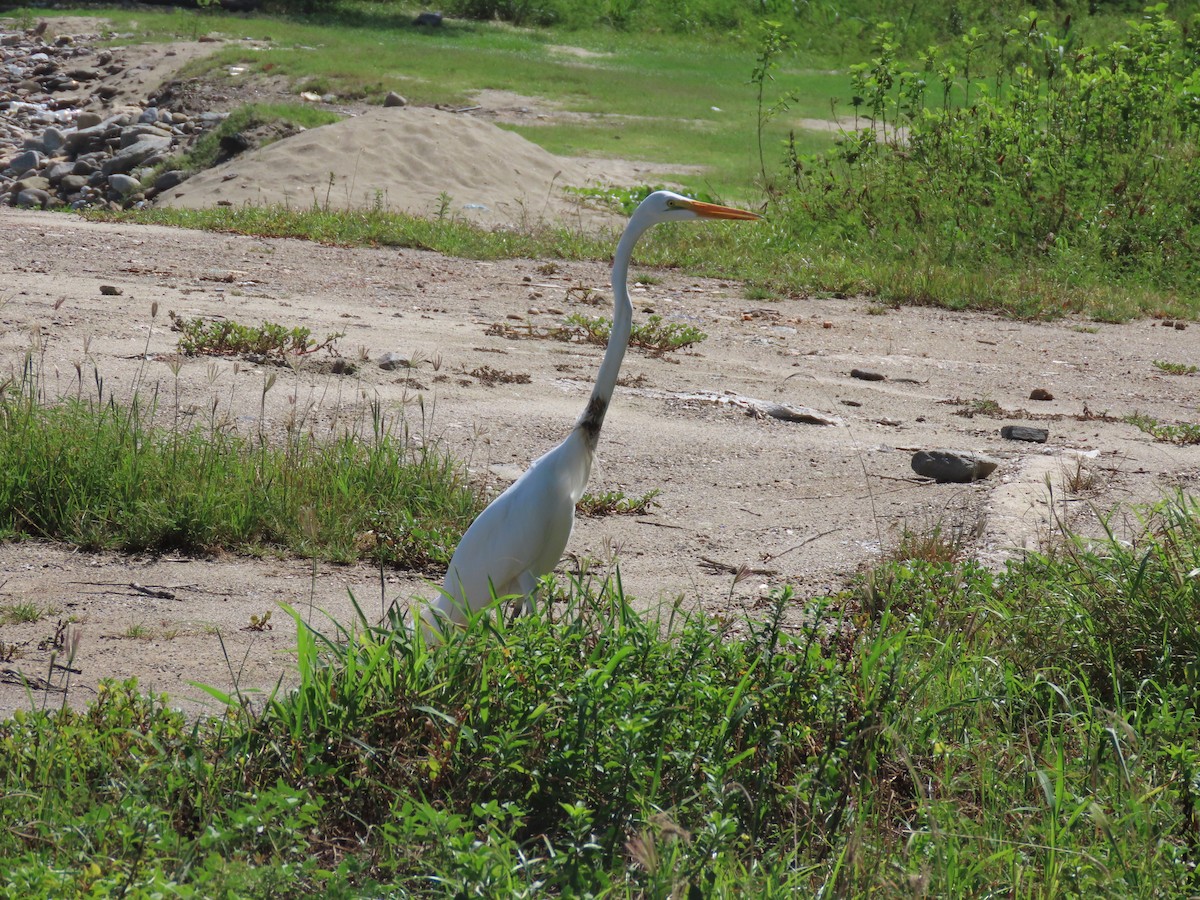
15;188;50;209
138;107;160;124
108;173;140;195
40;125;66;154
377;351;411;371
59;174;88;193
1000;425;1049;443
64;123;111;155
76;111;103;129
850;368;886;381
4;148;42;173
73;156;101;175
153;169;188;192
13;176;50;193
911;449;1000;483
100;136;171;175
119;124;172;148
45;161;74;182
384;91;408;108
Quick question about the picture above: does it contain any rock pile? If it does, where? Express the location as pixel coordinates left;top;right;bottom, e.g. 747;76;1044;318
0;23;216;210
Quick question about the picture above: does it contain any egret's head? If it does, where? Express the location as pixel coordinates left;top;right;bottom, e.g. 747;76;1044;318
637;189;762;224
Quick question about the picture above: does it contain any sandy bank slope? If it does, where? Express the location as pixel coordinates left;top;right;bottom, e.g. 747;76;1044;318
158;106;622;228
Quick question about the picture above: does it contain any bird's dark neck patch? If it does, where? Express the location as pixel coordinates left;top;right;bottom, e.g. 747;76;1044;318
579;394;608;447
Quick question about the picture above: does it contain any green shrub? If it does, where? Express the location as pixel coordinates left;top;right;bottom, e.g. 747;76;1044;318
777;6;1200;307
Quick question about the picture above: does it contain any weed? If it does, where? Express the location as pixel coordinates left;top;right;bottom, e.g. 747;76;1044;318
0;602;44;625
577;488;661;516
467;365;531;386
1153;360;1197;376
1126;413;1200;445
566;312;707;351
168;312;343;364
245;611;273;632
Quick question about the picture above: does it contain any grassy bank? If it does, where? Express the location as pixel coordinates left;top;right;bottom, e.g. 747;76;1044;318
3;494;1200;893
0;371;480;568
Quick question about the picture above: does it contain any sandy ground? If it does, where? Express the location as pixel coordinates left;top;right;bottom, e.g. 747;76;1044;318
1;27;1198;718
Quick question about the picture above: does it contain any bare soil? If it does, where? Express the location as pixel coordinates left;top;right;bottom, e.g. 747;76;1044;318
1;31;1198;718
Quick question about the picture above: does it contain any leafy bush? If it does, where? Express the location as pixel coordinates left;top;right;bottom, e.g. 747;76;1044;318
777;6;1200;309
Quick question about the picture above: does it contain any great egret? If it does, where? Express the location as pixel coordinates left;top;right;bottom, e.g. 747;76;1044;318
421;190;761;633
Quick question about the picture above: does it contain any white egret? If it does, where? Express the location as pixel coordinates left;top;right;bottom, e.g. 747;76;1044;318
422;190;761;633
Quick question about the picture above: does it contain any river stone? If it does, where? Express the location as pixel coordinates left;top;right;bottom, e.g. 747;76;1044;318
13;175;51;193
15;188;50;208
108;173;140;195
911;449;1000;483
377;351;410;371
153;169;187;192
1001;425;1049;443
4;148;42;173
45;160;74;182
41;125;66;153
76;111;103;129
59;173;88;193
100;136;171;175
119;124;172;148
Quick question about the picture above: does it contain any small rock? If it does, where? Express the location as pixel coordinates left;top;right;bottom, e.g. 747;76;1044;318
13;175;51;194
1001;425;1049;443
40;126;66;154
850;368;885;381
45;161;74;182
153;170;188;192
100;136;172;175
99;285;122;296
108;173;140;195
15;188;50;209
4;148;42;174
1029;388;1054;401
383;91;408;108
76;111;103;129
59;174;88;194
377;351;410;371
911;449;1000;483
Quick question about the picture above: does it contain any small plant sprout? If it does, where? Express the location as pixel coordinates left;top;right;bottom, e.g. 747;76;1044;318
1153;360;1197;376
577;488;661;517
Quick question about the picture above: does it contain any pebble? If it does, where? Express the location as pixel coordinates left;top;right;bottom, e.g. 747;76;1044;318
1000;425;1049;443
850;368;886;381
377;351;410;371
911;449;1000;483
1029;388;1054;401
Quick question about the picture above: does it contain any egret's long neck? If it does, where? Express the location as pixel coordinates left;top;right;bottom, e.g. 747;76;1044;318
576;216;647;448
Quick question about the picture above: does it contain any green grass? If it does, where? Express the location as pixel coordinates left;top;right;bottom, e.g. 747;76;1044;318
31;6;844;200
0;377;481;568
3;493;1200;893
0;602;46;625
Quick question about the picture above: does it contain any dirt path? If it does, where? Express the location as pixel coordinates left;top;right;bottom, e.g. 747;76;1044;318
1;207;1197;717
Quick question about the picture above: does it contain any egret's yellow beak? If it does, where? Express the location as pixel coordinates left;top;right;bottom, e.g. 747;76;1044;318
683;199;763;221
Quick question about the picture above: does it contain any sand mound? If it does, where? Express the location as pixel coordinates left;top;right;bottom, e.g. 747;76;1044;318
159;106;624;229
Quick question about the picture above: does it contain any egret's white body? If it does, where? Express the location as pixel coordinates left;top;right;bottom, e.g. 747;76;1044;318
421;191;760;634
